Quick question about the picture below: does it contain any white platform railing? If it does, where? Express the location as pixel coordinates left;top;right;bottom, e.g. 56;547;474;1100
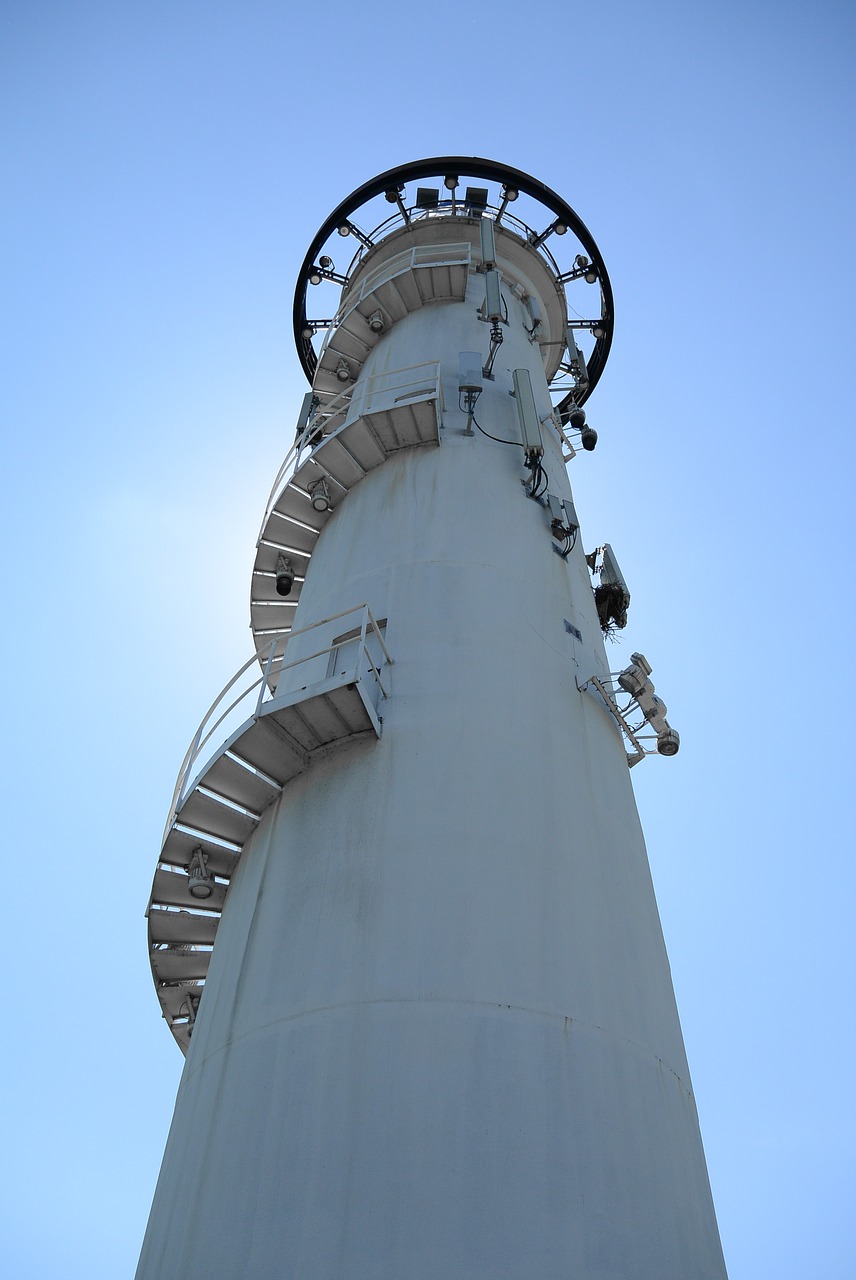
317;241;471;365
164;604;392;843
258;360;443;539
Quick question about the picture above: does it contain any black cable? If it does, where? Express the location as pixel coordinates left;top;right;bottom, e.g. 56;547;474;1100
531;461;549;499
471;412;520;448
561;529;577;558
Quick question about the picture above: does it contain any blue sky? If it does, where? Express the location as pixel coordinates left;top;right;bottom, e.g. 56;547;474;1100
2;2;854;1276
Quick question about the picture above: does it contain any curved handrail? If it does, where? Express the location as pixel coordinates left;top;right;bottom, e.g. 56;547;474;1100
256;362;442;544
315;244;470;369
162;604;392;847
342;203;561;289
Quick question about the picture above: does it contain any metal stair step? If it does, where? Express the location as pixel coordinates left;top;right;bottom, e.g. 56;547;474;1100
251;598;298;635
200;752;282;814
272;482;329;533
151;868;228;911
371;278;409;323
157;984;204;1021
251;569;304;605
262;510;319;554
176;789;259;846
159;829;240;879
151;948;212;983
232;715;311;783
149;909;219;946
326;416;388;471
310;434;366;490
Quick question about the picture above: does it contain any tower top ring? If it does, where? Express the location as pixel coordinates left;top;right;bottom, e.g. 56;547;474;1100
293;156;614;411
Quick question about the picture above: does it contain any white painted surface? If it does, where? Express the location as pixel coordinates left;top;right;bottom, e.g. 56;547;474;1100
137;219;727;1279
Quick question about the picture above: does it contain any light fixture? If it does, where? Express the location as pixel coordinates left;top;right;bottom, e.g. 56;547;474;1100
592;321;606;338
657;728;681;757
335;357;351;383
309;269;322;285
336;221;373;249
301;325;313;339
416;187;439;208
275;554;294;597
319;255;333;269
385;185;404;203
574;253;598;284
188;845;213;900
308;476;332;512
368;309;385;333
495;185;519;224
530;221;563;249
581;426;598;451
181;992;200;1030
618;653;652;697
568;406;586;429
444;174;458;190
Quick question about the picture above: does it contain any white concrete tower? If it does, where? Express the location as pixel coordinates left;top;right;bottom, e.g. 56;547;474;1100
139;159;727;1279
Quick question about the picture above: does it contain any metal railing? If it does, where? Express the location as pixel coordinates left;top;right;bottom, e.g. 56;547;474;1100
258;361;443;540
164;604;392;844
340;203;562;283
317;241;471;365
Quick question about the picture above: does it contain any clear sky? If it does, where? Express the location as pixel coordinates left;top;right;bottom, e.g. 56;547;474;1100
2;2;854;1276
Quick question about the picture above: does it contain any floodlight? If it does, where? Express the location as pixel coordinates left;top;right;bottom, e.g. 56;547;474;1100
581;427;598;451
275;554;295;597
416;187;439;208
444;175;459;190
308;476;332;512
657;729;681;757
335;358;351;383
368;310;385;333
188;846;213;900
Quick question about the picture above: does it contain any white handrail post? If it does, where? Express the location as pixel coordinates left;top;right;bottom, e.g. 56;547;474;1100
257;638;279;717
357;604;369;683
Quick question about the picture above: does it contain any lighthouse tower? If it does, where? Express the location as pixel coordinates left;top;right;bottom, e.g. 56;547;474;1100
138;159;727;1280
